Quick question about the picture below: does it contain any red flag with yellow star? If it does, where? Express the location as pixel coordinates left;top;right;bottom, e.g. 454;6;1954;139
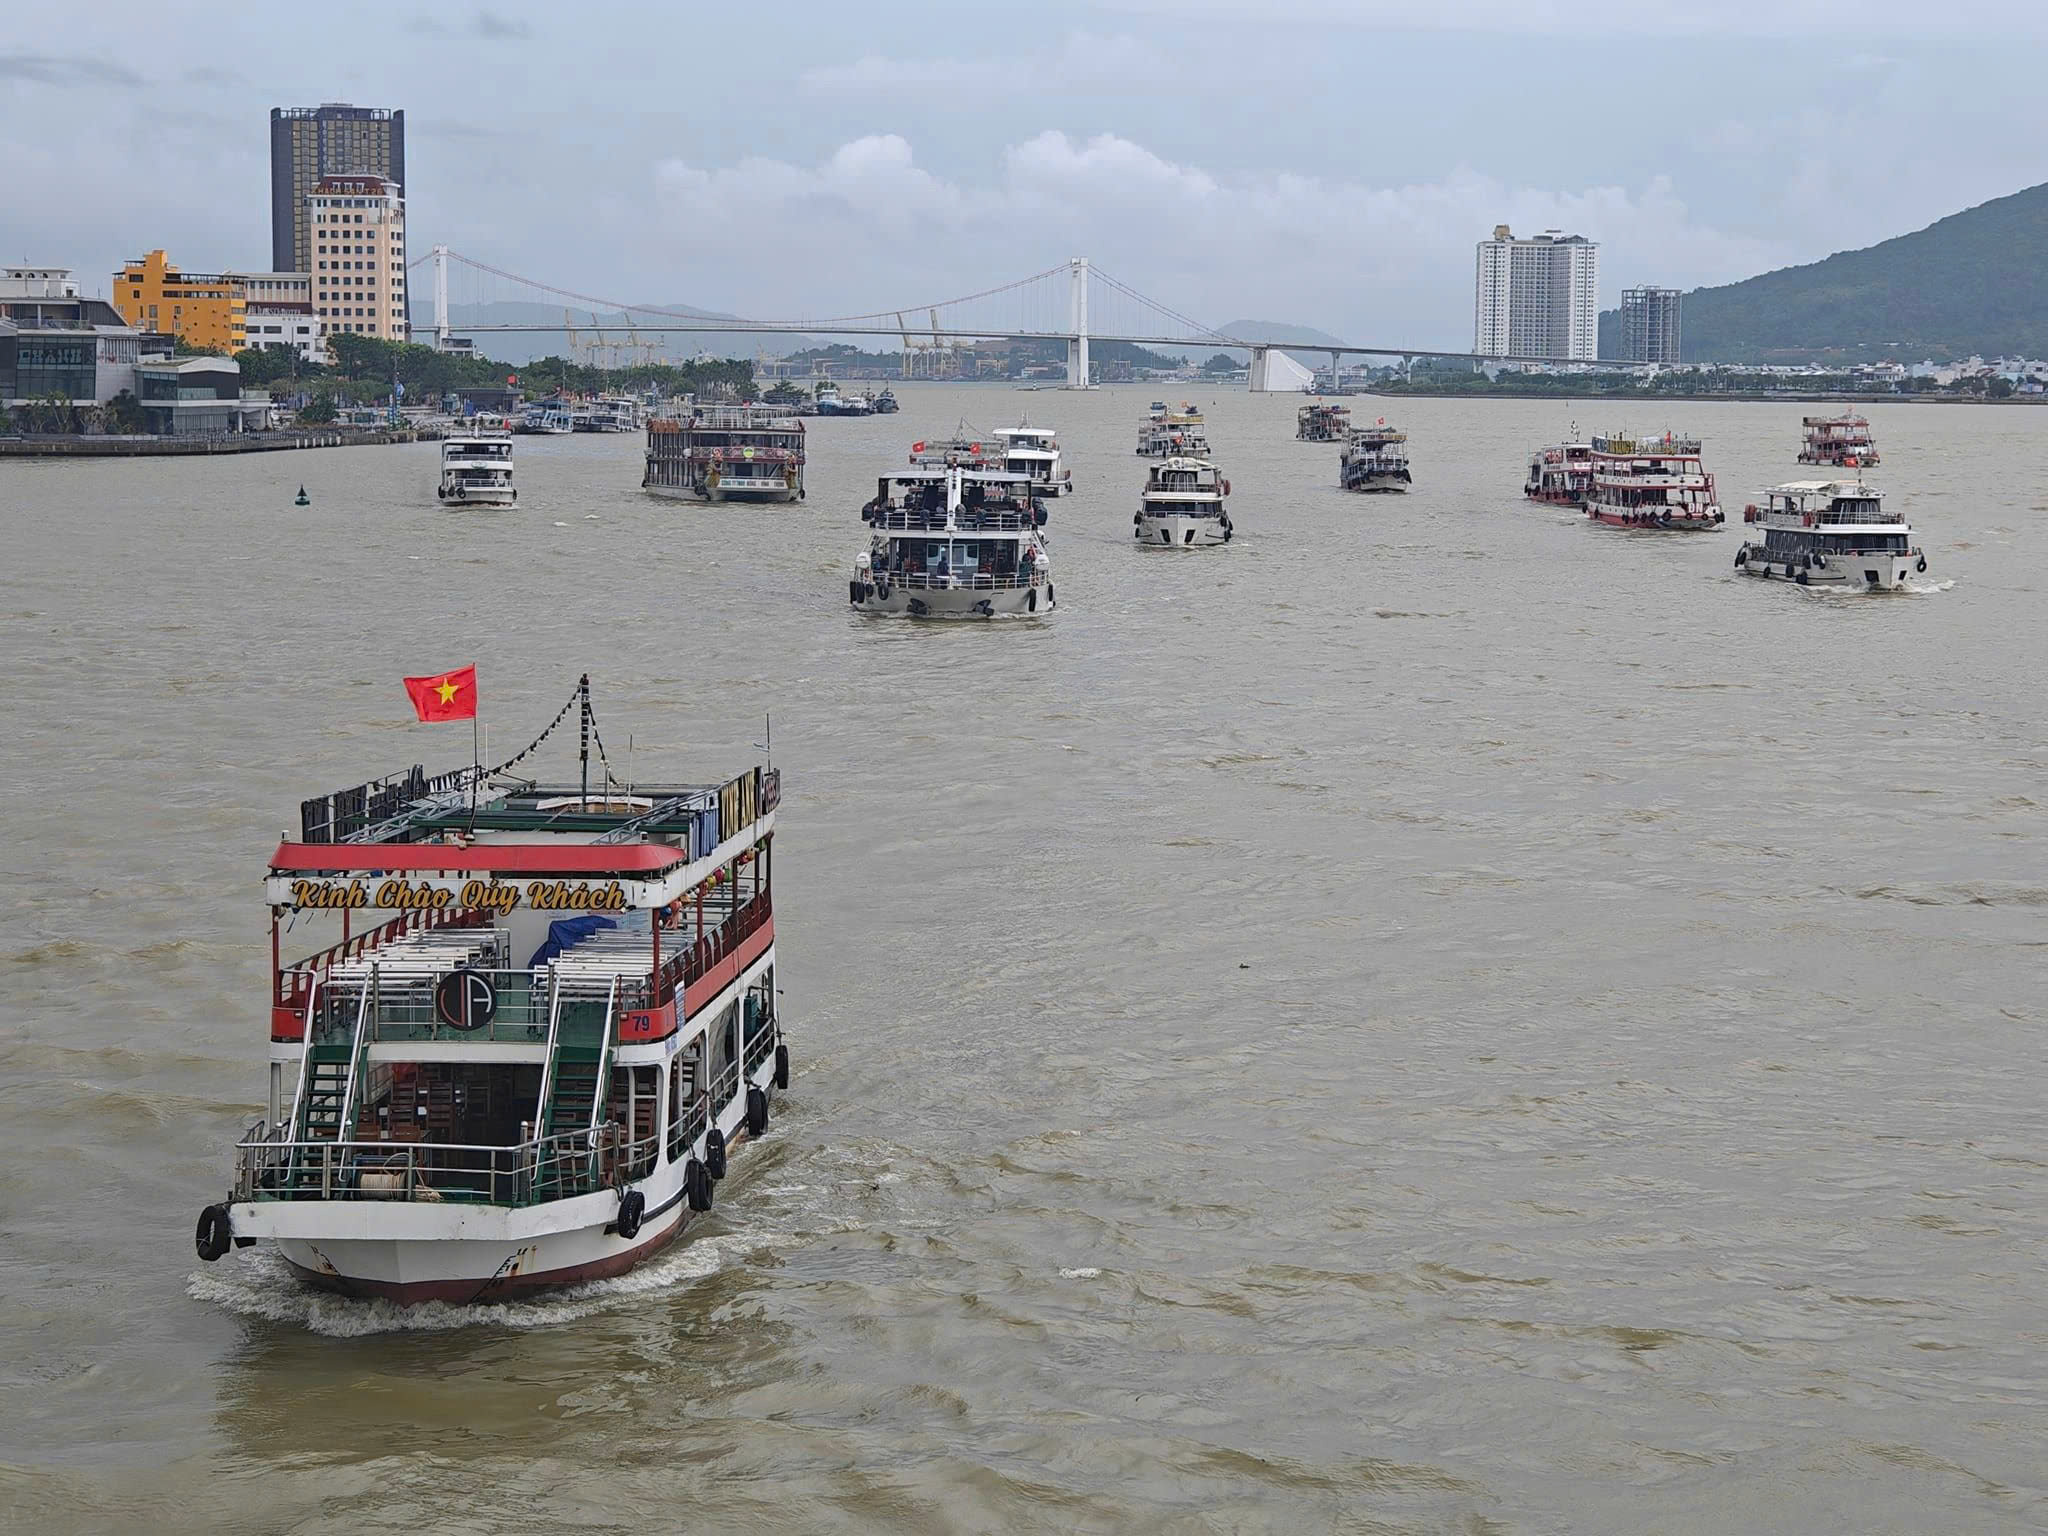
402;664;478;722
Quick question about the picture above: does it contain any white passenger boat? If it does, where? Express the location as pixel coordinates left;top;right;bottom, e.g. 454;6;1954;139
993;422;1074;497
437;429;516;506
519;402;574;435
1138;403;1208;457
194;680;787;1304
1735;480;1927;589
1136;456;1233;546
850;462;1055;618
1339;422;1410;492
643;406;806;503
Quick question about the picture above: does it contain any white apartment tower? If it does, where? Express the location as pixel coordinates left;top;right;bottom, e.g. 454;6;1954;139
1474;226;1600;361
309;175;407;341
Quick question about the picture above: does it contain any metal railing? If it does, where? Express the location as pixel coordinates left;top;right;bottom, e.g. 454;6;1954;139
865;506;1040;531
237;1123;651;1207
867;569;1043;592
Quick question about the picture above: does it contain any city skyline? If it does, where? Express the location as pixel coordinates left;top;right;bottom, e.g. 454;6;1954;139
3;2;2046;349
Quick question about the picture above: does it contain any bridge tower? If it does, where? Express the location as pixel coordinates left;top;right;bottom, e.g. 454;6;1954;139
1065;256;1090;390
1247;346;1272;393
432;244;450;352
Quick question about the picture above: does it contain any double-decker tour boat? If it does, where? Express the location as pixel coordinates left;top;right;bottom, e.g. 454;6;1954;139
518;401;574;435
1523;433;1594;506
1136;456;1233;546
192;679;787;1304
1735;481;1927;589
1339;421;1410;492
993;422;1074;497
643;406;806;503
851;460;1054;618
1297;402;1350;442
1138;404;1209;457
1583;432;1723;530
1798;413;1880;468
437;429;516;506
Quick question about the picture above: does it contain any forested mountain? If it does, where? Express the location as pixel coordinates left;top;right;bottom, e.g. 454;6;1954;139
1598;184;2048;364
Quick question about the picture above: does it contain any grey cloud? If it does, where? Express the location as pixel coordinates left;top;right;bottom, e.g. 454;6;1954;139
0;53;146;87
413;11;532;39
184;66;246;87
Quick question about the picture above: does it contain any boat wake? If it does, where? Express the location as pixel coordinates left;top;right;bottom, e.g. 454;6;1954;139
186;1229;776;1336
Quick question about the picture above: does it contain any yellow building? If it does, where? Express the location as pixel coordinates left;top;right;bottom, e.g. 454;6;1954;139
112;250;247;352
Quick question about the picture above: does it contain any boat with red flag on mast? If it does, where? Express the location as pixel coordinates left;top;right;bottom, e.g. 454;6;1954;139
1582;431;1724;530
193;669;787;1305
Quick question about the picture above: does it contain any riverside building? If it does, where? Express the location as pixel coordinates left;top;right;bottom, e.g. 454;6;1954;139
270;104;406;276
1474;226;1599;361
1620;286;1683;365
310;176;408;340
1;267;142;409
112;250;247;353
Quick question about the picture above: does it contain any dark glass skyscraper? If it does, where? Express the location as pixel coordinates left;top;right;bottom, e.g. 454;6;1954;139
269;105;406;275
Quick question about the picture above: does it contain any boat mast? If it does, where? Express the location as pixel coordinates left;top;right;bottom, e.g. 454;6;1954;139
578;673;591;804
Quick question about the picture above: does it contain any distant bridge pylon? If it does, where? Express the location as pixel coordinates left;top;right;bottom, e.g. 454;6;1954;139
416;246;1642;389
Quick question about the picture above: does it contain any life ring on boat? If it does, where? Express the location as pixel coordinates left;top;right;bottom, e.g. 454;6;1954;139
615;1189;645;1240
194;1203;232;1262
705;1127;727;1179
774;1042;790;1090
686;1158;713;1212
746;1085;769;1137
1916;556;1927;573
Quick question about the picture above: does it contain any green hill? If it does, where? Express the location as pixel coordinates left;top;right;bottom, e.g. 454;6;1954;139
1598;183;2048;364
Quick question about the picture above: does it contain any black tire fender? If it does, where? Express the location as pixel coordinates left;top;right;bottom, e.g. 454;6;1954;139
1734;547;1747;567
615;1189;645;1240
686;1159;713;1212
705;1127;727;1180
746;1085;769;1137
195;1203;232;1263
1916;556;1927;573
774;1042;790;1090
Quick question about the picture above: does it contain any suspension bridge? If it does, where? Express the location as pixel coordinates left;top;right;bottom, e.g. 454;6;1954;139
413;247;1600;390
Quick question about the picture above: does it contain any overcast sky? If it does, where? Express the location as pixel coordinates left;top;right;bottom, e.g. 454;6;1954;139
4;1;2044;347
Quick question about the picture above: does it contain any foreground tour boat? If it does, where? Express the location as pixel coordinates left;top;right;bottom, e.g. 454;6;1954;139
1798;413;1880;468
851;461;1054;618
194;680;786;1304
1523;436;1594;506
1583;432;1723;530
1136;456;1233;546
643;406;806;502
993;422;1075;497
1735;481;1926;589
1339;422;1410;492
1138;404;1209;457
1297;402;1350;442
437;429;517;506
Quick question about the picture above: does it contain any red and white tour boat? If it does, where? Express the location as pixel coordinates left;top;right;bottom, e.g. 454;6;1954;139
195;678;787;1305
1797;413;1880;469
1582;432;1724;531
1523;434;1594;506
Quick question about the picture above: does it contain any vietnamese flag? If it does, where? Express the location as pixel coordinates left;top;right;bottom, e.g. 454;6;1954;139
403;664;478;722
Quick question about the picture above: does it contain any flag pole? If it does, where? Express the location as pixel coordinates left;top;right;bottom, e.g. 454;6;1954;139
469;713;480;830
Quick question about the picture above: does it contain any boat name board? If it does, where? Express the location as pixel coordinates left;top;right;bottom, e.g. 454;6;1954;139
281;876;629;914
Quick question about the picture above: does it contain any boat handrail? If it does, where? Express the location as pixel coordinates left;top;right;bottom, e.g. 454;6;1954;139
862;569;1046;592
587;977;621;1139
235;1125;641;1206
533;961;566;1132
866;507;1040;532
282;973;322;1142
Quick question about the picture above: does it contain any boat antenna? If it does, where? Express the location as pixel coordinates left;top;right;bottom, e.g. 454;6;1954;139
578;672;591;804
754;712;773;773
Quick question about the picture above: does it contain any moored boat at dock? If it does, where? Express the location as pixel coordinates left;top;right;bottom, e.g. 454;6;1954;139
1297;402;1350;442
1136;456;1233;546
1339;421;1410;492
518;401;574;435
1582;432;1722;530
193;679;787;1304
1798;413;1880;468
851;462;1054;618
643;406;806;502
1524;435;1594;506
1735;480;1926;589
437;429;516;506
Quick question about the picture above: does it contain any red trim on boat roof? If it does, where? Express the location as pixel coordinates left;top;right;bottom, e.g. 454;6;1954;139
269;842;685;875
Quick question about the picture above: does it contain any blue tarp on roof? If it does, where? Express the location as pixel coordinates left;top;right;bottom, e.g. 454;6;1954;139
526;914;617;968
